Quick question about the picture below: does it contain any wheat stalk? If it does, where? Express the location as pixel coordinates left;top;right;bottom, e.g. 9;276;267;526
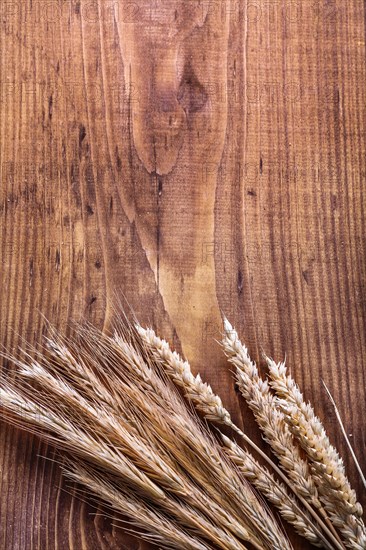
1;362;252;550
0;327;293;550
74;327;267;539
323;382;366;491
106;328;289;550
1;319;363;550
221;320;347;543
136;322;344;550
222;320;352;548
267;358;366;550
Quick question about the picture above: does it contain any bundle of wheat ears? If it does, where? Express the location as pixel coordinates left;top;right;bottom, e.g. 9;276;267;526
0;316;365;550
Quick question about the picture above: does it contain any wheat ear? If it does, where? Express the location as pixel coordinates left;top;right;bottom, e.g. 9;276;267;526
1;361;249;550
222;320;322;505
136;323;344;550
59;328;273;550
73;326;271;550
106;328;288;550
222;320;348;548
267;358;366;550
1;329;287;550
61;459;212;550
221;434;324;547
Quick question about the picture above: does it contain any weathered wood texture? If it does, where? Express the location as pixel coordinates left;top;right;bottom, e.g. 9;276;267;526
1;1;365;548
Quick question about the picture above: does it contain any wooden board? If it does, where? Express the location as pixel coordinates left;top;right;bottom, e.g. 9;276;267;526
1;1;365;548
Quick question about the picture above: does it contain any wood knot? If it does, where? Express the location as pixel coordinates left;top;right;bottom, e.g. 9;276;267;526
178;65;208;114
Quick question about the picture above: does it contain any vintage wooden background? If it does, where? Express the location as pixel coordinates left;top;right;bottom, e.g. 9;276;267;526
1;0;365;548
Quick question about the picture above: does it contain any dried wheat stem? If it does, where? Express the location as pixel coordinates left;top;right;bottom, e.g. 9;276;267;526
323;383;366;491
3;366;250;550
267;358;366;550
136;323;344;550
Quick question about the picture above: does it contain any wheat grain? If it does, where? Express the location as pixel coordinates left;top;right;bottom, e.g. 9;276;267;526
135;324;231;423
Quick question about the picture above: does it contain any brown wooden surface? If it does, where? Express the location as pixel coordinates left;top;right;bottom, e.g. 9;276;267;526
1;1;366;548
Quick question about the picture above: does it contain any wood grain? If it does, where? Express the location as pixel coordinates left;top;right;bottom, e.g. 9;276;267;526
1;1;365;548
